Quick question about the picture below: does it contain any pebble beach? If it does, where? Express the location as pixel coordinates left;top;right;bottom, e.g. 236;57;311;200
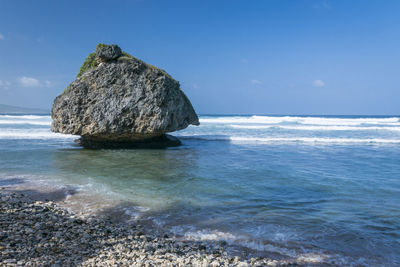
0;190;311;267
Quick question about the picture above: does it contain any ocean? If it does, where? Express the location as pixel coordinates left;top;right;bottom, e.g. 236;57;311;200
0;114;399;266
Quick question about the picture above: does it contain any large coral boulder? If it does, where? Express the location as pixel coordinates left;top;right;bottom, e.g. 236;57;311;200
51;44;199;148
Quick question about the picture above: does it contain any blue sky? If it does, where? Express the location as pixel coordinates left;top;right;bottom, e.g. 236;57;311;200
0;0;399;115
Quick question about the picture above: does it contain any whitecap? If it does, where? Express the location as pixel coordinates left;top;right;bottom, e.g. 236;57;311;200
230;124;400;131
200;116;400;126
0;130;76;139
0;115;51;120
229;137;400;144
0;120;51;126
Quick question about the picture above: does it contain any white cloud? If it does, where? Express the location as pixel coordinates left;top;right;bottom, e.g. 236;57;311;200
0;33;4;40
19;76;42;87
44;80;51;87
0;80;11;90
312;79;325;87
251;79;262;85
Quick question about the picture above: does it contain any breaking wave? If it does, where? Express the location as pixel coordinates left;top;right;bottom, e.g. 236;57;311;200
230;124;400;131
0;115;51;120
0;129;76;139
178;135;400;144
0;120;51;126
200;115;400;126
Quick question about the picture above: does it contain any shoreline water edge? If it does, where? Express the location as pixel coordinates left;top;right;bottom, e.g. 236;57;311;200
1;189;322;266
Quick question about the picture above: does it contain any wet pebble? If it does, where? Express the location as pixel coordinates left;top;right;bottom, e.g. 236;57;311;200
0;191;301;266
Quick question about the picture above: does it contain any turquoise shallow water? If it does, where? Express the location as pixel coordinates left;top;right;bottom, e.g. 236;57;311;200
0;114;400;265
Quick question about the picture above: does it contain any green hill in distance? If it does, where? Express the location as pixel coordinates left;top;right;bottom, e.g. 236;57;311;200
0;104;49;114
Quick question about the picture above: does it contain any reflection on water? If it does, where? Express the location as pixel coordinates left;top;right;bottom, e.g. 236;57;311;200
50;147;201;209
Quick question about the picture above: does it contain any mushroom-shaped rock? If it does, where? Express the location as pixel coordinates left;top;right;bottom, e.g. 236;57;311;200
51;44;199;148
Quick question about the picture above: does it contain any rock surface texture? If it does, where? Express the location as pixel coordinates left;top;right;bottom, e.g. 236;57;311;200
51;44;199;148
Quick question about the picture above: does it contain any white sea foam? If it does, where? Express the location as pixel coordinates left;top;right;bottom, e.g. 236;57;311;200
229;125;276;129
0;114;73;139
0;115;51;126
181;229;338;263
181;229;265;251
230;137;400;144
230;124;400;131
1;115;400;145
200;116;400;126
178;135;400;144
0;130;76;139
183;229;238;242
0;120;51;126
123;206;151;220
0;115;50;120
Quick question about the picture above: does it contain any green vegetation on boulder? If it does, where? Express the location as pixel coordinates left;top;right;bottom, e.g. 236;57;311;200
76;52;98;78
96;43;107;50
75;44;172;79
117;52;135;63
122;51;134;58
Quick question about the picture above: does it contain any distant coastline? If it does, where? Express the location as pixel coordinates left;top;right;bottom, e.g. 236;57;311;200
0;104;49;114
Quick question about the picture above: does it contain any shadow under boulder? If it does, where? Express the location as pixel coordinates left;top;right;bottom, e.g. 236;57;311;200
76;134;181;149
